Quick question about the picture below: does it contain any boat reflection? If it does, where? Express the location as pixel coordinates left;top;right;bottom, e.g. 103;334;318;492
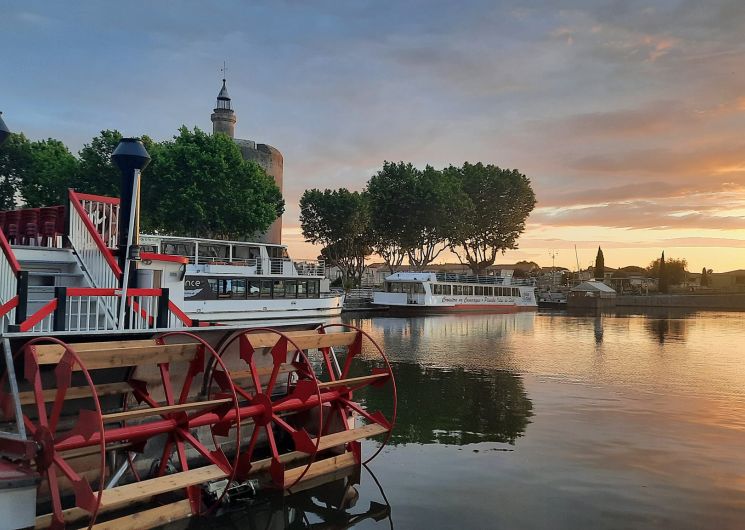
193;465;392;529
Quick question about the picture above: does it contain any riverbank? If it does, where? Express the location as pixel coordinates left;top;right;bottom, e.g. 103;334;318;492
617;293;745;310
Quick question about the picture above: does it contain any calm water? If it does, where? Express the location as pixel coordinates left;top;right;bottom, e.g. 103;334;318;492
201;309;745;529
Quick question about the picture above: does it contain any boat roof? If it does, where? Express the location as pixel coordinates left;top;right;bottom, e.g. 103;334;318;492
571;281;616;293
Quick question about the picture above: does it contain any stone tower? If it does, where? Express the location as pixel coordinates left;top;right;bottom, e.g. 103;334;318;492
210;78;283;244
210;79;236;138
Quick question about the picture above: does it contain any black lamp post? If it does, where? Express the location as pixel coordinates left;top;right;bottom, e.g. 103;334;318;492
111;137;150;329
111;138;150;282
0;112;10;146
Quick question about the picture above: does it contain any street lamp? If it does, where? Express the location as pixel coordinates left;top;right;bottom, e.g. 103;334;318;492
549;250;558;287
0;112;10;146
111;138;151;328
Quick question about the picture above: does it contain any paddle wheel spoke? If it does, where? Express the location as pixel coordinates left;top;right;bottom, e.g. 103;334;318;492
318;324;398;465
45;467;64;528
13;338;107;529
48;355;74;434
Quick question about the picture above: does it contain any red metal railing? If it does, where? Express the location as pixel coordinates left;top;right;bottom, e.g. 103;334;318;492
0;228;20;330
13;287;196;333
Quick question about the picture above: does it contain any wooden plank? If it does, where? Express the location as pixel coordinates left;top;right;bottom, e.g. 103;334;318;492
244;331;358;350
19;381;132;405
102;398;231;423
318;373;390;390
284;452;357;487
34;342;200;369
229;363;295;383
316;423;388;451
35;467;224;529
60;442;133;460
90;499;193;530
247;424;388;475
98;465;226;510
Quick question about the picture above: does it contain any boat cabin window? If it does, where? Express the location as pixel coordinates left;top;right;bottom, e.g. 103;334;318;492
267;246;289;259
233;245;262;261
184;276;320;300
387;282;425;294
475;286;483;295
163;241;195;258
453;285;463;295
199;243;229;262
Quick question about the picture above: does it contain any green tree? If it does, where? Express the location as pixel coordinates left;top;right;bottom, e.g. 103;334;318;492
446;163;536;276
299;188;372;287
0;133;32;210
365;162;410;274
366;162;464;271
73;130;124;197
594;246;605;280
142;127;282;239
19;139;77;207
647;253;688;290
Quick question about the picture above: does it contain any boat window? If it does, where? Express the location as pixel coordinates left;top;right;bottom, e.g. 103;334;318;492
199;244;229;262
414;283;425;294
513;288;519;297
454;285;463;295
308;280;319;296
297;281;308;298
485;286;493;296
443;284;452;295
464;286;473;295
285;280;297;298
475;286;483;295
433;284;441;295
218;278;246;299
247;281;260;298
273;280;285;298
261;280;273;298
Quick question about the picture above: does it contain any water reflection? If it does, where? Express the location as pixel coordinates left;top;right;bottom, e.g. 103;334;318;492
359;362;533;445
193;466;392;529
644;315;688;344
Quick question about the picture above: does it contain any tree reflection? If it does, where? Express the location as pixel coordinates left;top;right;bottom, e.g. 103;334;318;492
645;316;688;344
357;362;533;446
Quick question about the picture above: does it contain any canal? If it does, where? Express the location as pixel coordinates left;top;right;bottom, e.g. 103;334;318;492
199;309;745;529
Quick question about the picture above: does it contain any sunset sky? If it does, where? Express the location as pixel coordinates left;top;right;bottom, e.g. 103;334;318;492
2;1;745;272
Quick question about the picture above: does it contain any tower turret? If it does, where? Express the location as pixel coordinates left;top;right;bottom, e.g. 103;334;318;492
211;79;236;138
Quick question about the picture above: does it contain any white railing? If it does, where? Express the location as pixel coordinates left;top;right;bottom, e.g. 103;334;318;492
75;193;120;249
295;260;325;277
0;230;20;331
124;293;159;331
68;191;122;324
64;293;118;331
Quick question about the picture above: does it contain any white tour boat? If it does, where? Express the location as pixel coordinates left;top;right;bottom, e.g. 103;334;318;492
139;234;343;323
373;270;537;312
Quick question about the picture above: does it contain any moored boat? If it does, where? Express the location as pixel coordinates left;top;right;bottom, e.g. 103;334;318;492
372;271;537;312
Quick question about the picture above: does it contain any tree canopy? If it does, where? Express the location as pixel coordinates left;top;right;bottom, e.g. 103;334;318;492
446;163;536;276
142;127;283;239
366;162;465;272
0;127;283;241
299;188;371;287
648;253;688;291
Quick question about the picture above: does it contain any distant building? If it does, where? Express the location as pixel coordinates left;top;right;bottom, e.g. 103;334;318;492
707;270;745;292
210;78;283;244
